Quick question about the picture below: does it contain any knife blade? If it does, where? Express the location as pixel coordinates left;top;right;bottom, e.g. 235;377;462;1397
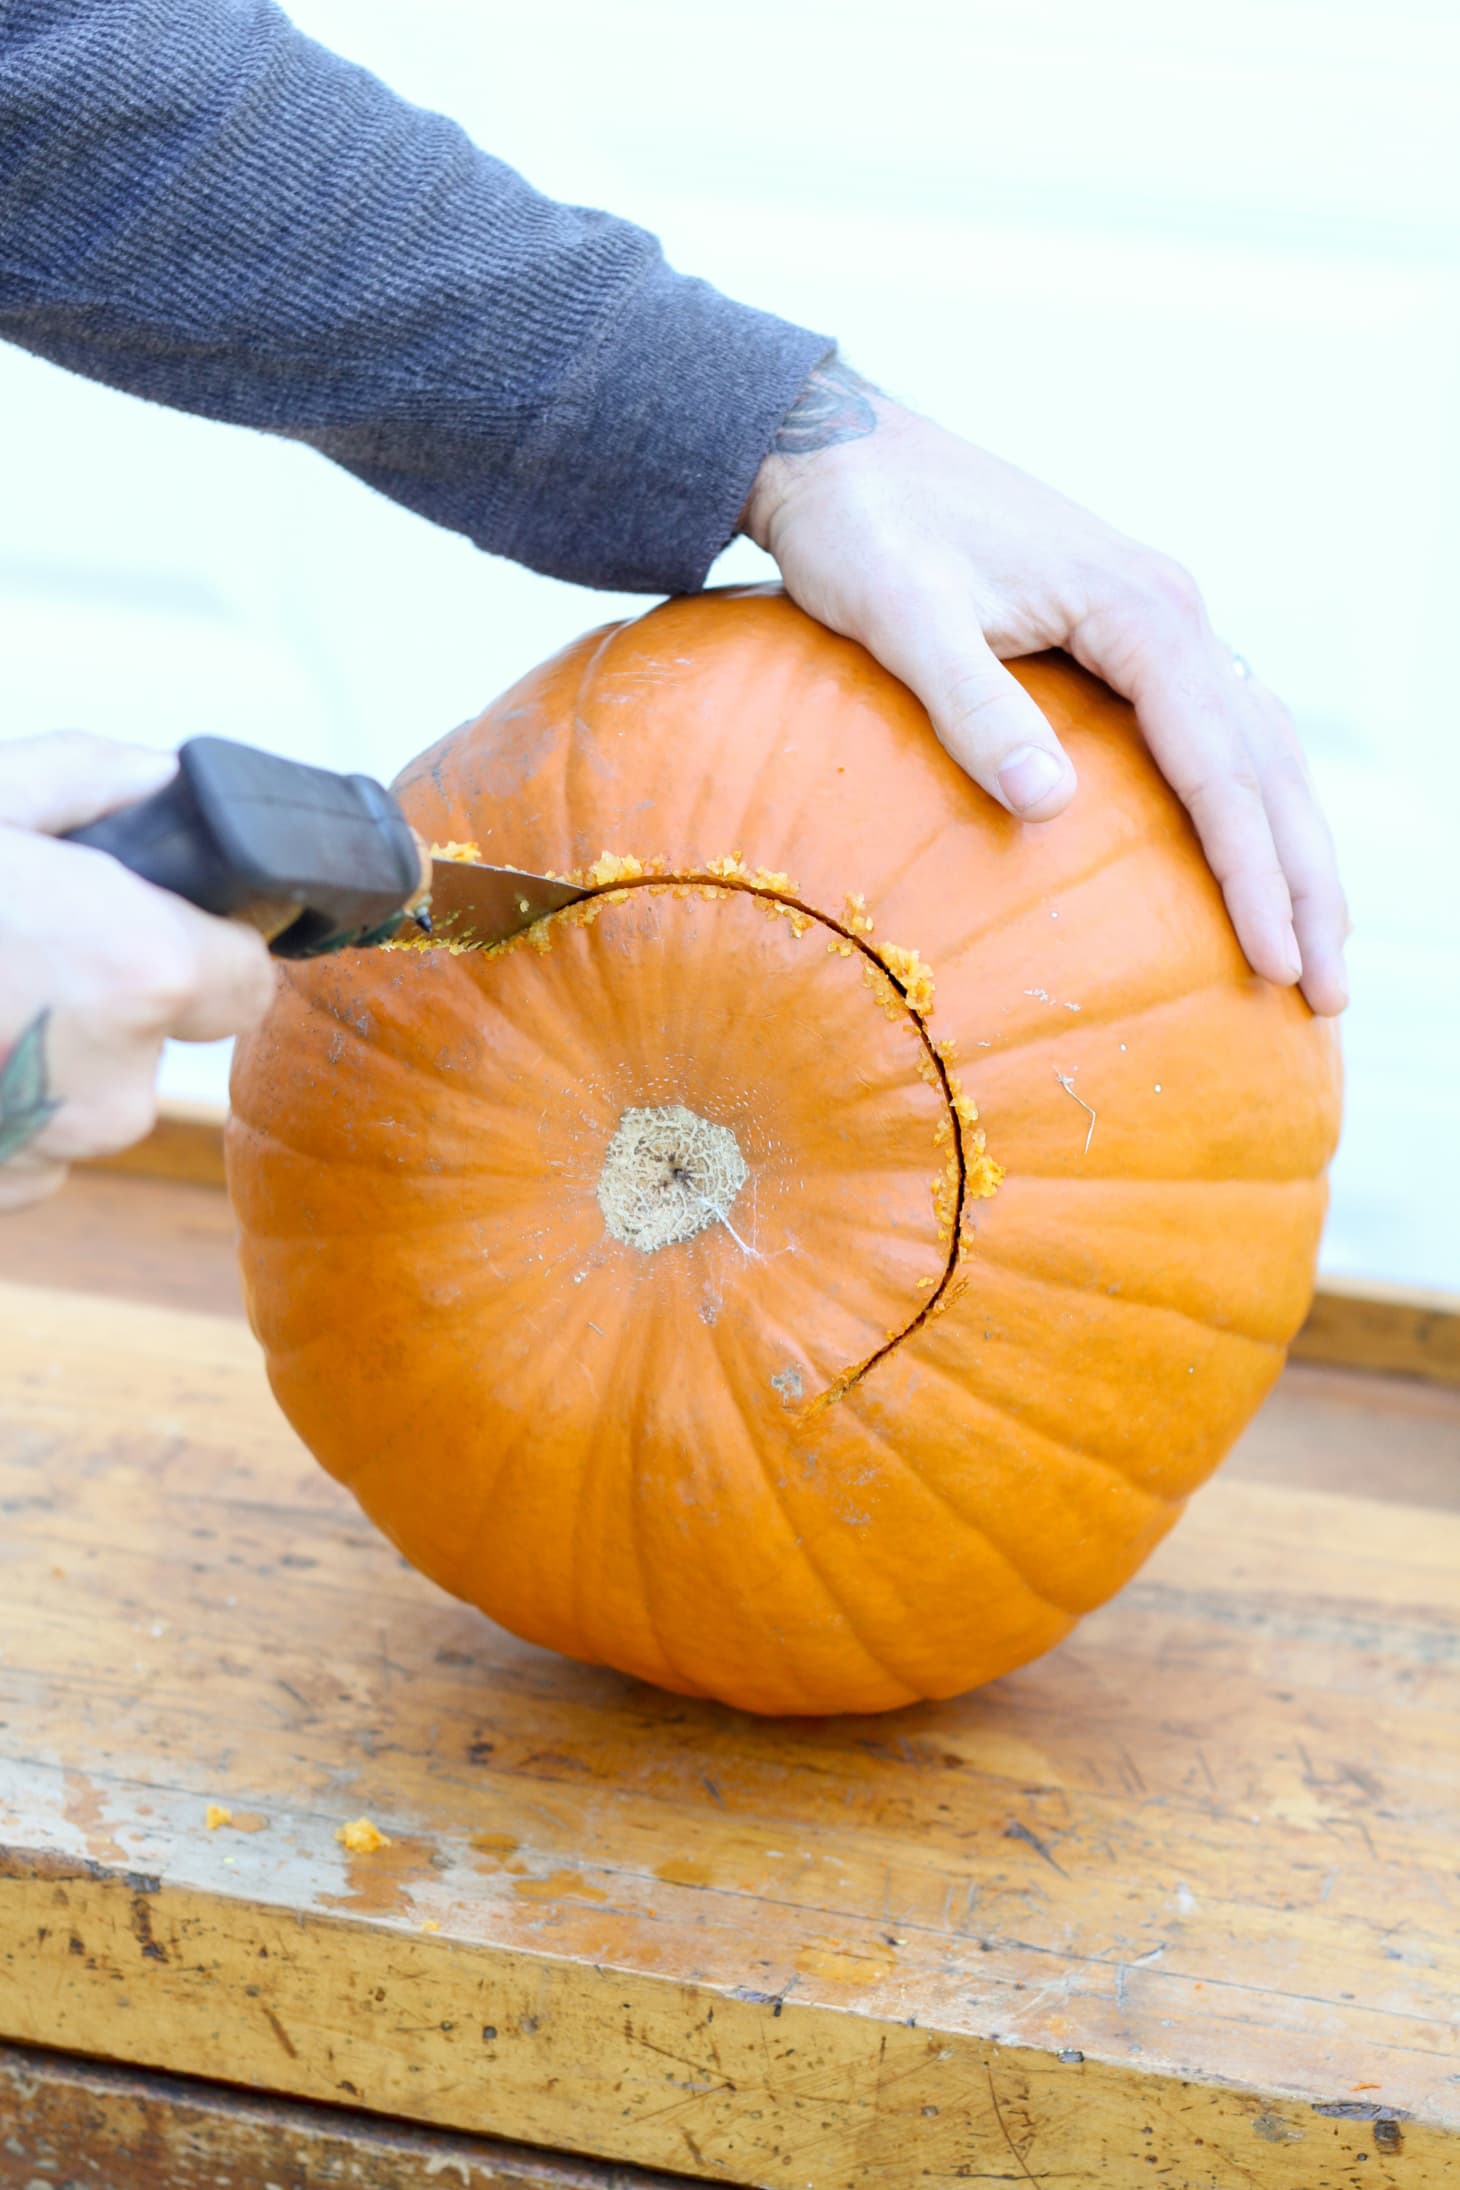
416;856;589;948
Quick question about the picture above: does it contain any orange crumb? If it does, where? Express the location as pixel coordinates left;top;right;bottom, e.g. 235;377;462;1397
585;851;643;887
878;942;935;1014
336;1817;391;1854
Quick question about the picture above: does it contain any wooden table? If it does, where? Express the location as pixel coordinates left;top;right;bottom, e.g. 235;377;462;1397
1;1145;1457;2189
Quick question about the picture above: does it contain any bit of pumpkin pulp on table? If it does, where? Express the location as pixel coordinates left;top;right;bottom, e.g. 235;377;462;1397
336;1817;391;1854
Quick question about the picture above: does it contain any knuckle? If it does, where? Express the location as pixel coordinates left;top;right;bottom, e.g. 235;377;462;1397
940;660;1011;731
1130;551;1206;623
1293;872;1350;925
1265;751;1314;801
47;1085;158;1163
1228;859;1290;904
94;916;203;1027
1180;767;1265;819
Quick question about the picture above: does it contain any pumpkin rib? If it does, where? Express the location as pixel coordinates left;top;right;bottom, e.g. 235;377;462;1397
1003;1165;1329;1188
970;1173;1326;1348
813;1398;1106;1625
884;1339;1190;1509
968;1242;1295;1353
585;1318;929;1710
835;1360;1175;1608
283;963;514;1100
256;1260;586;1496
932;822;1170;970
623;1420;713;1702
727;1411;928;1706
227;1110;518;1187
307;948;605;1097
441;1449;565;1644
568;1296;707;1699
951;968;1247;1067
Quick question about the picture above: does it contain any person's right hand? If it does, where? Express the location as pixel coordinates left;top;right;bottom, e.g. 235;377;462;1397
0;732;274;1212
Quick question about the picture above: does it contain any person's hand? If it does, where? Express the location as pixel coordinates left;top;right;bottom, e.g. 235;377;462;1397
0;733;274;1212
741;358;1348;1016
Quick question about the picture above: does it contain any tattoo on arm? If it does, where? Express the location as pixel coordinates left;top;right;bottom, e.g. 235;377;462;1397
772;357;880;457
0;1010;60;1163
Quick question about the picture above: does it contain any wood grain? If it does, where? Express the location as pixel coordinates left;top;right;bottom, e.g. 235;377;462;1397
1292;1273;1460;1385
0;2040;685;2189
0;1168;244;1318
0;1265;1456;2188
82;1099;228;1189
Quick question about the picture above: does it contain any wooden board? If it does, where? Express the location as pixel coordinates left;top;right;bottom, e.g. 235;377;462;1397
1290;1273;1460;1387
85;1098;229;1189
0;1168;244;1318
0;1178;1457;2188
0;2039;682;2189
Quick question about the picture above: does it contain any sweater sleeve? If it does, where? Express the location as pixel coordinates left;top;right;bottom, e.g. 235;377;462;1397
0;0;833;593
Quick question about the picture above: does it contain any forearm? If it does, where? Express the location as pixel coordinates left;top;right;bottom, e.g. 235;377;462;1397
0;0;831;593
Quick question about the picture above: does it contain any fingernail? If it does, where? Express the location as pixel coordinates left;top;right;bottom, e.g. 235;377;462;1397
998;747;1063;813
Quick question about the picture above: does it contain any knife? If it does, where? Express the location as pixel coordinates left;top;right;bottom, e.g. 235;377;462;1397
61;736;589;957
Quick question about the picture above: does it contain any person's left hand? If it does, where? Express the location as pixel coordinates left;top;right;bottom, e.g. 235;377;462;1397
741;358;1348;1016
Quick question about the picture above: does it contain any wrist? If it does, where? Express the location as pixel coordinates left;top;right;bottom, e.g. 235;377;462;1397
739;450;795;554
739;354;889;553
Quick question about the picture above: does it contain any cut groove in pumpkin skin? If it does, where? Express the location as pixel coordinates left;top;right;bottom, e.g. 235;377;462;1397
389;861;1003;1410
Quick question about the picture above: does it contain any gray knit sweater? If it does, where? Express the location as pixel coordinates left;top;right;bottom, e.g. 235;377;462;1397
0;0;833;592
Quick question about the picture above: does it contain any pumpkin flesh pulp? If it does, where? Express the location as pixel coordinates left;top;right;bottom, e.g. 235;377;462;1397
228;588;1341;1716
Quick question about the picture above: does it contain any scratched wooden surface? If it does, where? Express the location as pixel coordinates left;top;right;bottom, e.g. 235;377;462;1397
0;1176;1458;2189
0;2038;683;2189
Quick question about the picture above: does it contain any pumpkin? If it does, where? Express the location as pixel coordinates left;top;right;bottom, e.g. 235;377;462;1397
227;587;1341;1716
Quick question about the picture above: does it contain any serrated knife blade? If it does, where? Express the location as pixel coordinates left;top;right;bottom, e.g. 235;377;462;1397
414;856;592;948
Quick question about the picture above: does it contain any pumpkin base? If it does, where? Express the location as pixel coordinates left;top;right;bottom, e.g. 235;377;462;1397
596;1102;749;1255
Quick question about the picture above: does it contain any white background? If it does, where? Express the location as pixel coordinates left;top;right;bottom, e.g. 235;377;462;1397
2;0;1456;1285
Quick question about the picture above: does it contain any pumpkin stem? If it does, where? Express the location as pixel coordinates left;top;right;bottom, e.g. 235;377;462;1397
597;1103;749;1256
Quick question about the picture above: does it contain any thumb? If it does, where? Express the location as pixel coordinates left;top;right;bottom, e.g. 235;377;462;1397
0;731;177;834
875;620;1076;820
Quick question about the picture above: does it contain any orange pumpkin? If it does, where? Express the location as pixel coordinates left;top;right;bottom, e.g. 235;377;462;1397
227;588;1340;1716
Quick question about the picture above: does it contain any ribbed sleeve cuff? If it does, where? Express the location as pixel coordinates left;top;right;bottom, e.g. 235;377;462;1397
482;261;834;596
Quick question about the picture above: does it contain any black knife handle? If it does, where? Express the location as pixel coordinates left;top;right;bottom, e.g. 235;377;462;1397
62;737;427;958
